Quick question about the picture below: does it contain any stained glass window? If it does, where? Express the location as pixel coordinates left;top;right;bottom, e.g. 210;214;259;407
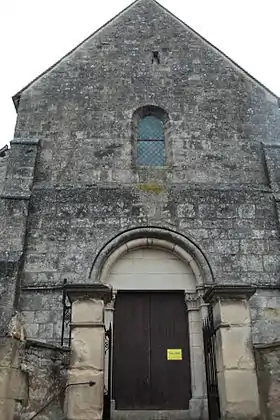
137;115;165;166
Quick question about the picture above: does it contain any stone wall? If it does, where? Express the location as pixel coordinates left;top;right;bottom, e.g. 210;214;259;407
14;0;280;189
0;336;27;420
19;341;68;420
2;0;279;344
250;289;280;345
0;138;40;336
1;0;280;418
255;342;280;420
17;186;280;344
0;147;9;195
9;0;280;346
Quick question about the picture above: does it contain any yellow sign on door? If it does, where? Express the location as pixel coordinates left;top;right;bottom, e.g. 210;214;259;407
167;349;182;360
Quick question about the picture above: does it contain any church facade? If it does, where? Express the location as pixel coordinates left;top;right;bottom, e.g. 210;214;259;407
1;0;280;419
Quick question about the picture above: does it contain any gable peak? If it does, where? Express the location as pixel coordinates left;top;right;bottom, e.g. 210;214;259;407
12;0;279;109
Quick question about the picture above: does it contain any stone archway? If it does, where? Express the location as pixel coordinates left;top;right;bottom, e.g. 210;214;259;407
65;228;261;420
91;228;214;420
89;227;214;286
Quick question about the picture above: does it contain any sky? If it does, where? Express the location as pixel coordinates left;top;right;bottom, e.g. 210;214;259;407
1;0;280;149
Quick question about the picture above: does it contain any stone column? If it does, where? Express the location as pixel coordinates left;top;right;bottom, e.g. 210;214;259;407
104;290;116;410
203;285;260;420
64;284;112;420
185;291;208;420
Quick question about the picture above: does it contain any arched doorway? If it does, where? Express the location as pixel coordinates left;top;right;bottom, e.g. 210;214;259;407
91;230;213;420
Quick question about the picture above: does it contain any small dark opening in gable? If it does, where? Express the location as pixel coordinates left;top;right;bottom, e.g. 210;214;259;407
152;51;160;64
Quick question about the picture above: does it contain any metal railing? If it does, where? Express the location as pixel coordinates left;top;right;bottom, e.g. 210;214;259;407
203;306;221;420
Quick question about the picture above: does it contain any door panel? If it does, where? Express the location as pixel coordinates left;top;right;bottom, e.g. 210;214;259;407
150;292;191;409
113;293;150;409
113;291;192;410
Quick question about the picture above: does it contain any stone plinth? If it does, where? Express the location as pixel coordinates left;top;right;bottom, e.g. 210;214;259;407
64;284;112;420
204;285;261;420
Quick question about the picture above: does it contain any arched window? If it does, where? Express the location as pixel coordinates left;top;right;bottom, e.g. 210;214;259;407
137;114;165;166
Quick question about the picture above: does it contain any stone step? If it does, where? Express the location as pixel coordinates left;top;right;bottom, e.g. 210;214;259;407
111;410;195;420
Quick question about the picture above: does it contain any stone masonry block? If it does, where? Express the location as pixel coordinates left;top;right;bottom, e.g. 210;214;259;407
72;299;104;324
238;204;256;219
71;327;105;370
34;310;53;324
65;369;104;420
25;323;39;339
0;398;16;420
0;368;9;398
220;326;255;370
223;369;259;408
217;370;260;419
0;367;27;401
0;339;17;368
38;323;54;340
7;368;27;402
219;300;251;326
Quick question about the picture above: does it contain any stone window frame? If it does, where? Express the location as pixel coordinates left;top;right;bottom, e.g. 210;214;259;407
131;105;172;168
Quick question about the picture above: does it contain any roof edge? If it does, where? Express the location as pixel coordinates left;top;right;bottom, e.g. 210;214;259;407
12;0;141;111
12;0;279;111
152;0;279;102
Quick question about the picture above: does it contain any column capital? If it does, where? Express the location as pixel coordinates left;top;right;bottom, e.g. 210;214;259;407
203;284;256;304
185;291;200;311
106;290;117;311
66;283;112;304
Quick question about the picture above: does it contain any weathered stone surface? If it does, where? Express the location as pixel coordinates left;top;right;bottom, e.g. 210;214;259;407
0;338;28;420
0;398;15;420
72;299;104;324
213;293;261;419
255;343;280;420
19;342;67;420
71;327;105;370
250;289;280;344
217;369;261;420
223;370;259;404
217;326;255;371
0;367;27;401
65;370;104;420
219;300;251;326
1;0;280;418
0;147;9;195
0;338;22;368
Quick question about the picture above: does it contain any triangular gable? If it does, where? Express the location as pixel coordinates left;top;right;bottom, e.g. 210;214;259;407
12;0;279;111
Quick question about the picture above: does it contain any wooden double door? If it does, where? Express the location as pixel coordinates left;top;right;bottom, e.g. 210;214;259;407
113;291;192;410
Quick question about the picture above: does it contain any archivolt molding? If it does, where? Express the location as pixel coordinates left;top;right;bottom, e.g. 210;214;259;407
89;227;214;287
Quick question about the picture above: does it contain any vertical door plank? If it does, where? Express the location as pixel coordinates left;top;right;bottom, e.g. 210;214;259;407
113;292;150;409
150;292;192;409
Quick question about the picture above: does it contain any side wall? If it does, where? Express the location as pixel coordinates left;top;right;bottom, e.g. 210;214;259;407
255;343;280;420
19;342;67;420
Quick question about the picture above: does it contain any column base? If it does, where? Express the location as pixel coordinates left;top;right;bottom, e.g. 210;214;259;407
189;397;208;420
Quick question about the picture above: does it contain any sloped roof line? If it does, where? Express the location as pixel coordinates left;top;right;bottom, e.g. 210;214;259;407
12;0;140;111
12;0;279;111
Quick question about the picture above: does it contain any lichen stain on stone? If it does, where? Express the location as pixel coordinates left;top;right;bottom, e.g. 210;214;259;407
94;144;121;159
137;182;164;195
263;307;280;319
